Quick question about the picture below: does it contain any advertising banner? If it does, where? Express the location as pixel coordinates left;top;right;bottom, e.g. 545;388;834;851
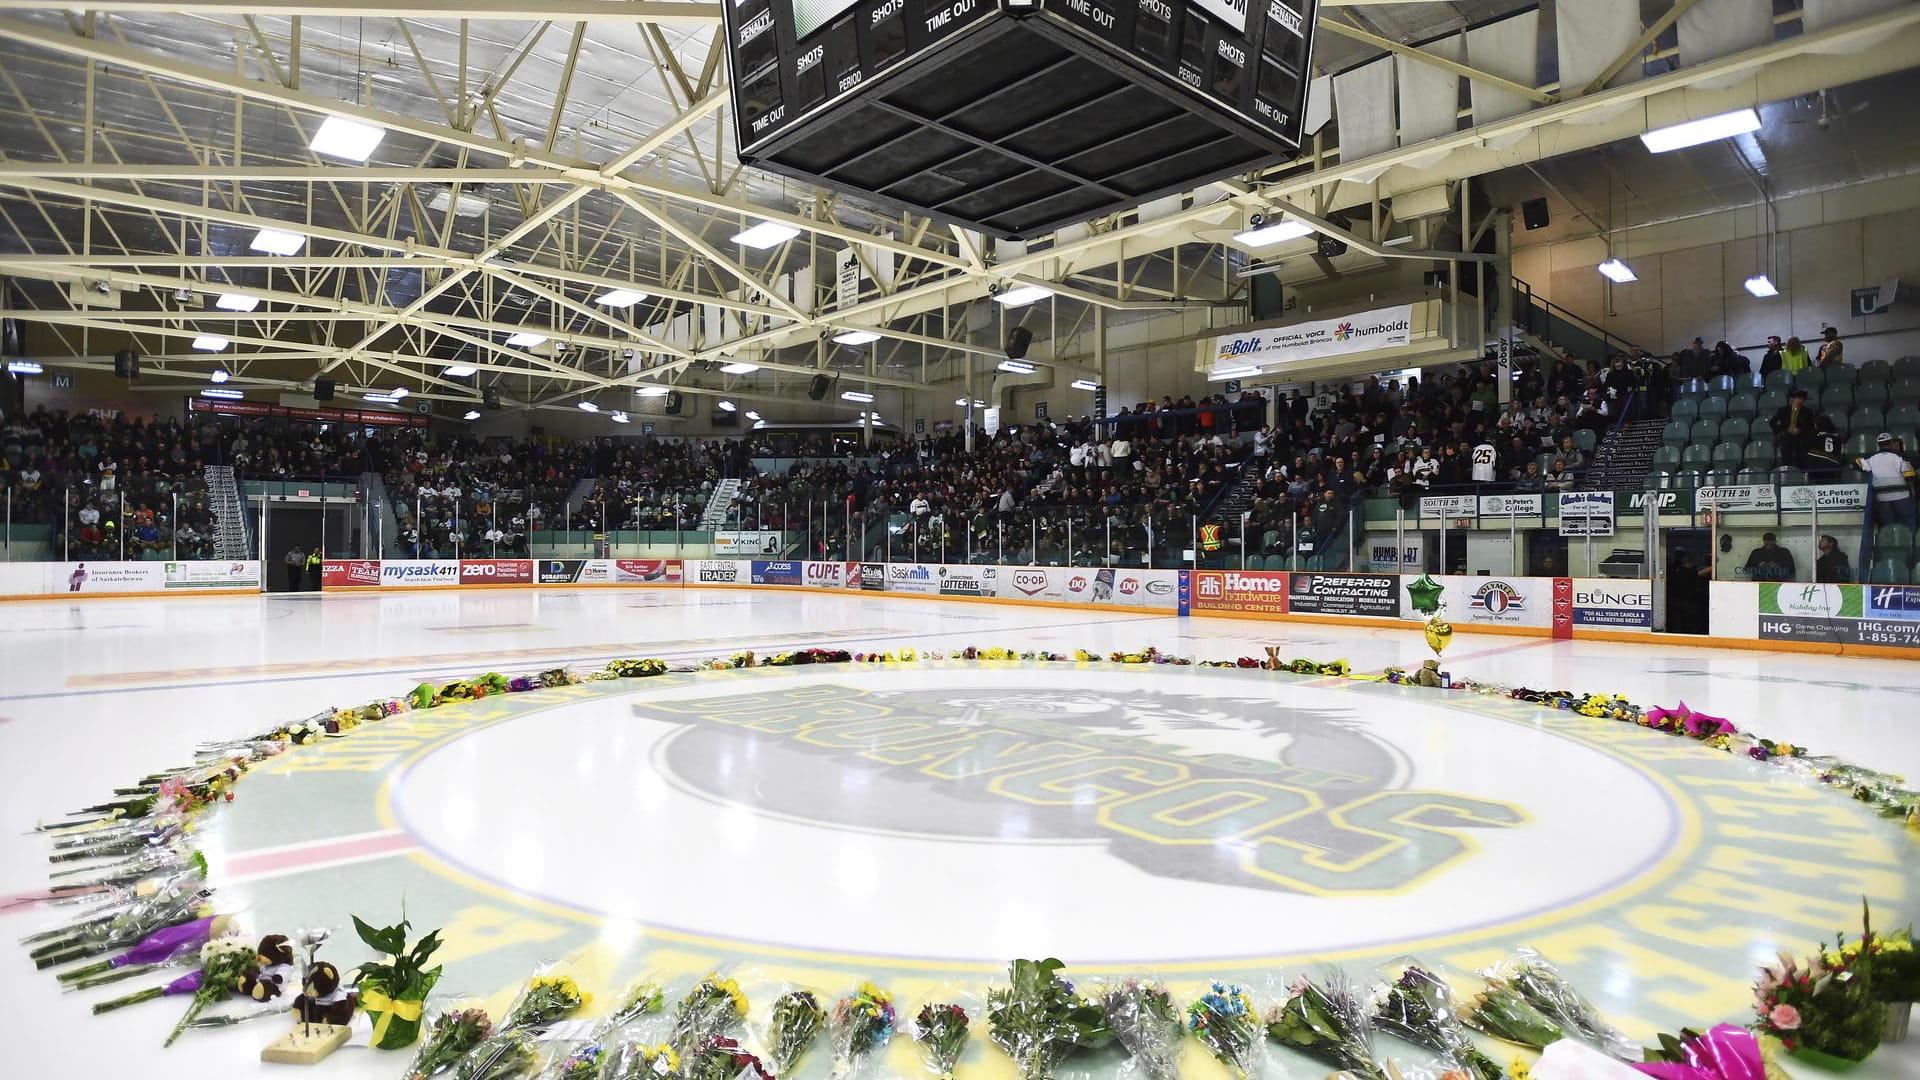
1419;494;1476;518
1369;543;1422;572
1551;577;1573;639
1287;573;1401;618
936;565;994;597
1211;304;1413;373
1559;491;1616;537
885;563;940;595
1570;577;1654;630
1438;575;1552;629
1111;570;1179;608
1479;493;1543;516
606;559;681;584
163;560;261;589
1780;484;1870;512
714;531;783;555
1189;569;1289;616
1696;485;1777;513
458;560;533;585
537;559;588;584
380;561;460;587
322;560;381;589
858;563;886;591
803;561;848;589
750;560;804;586
690;560;746;585
1758;583;1920;648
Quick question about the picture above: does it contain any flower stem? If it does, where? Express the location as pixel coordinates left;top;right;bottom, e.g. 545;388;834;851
93;986;164;1014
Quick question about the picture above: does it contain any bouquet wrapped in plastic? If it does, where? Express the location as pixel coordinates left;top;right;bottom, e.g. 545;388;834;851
762;987;828;1075
829;981;897;1077
162;933;259;1046
1634;1024;1779;1080
603;1037;679;1080
56;912;237;989
1460;980;1564;1050
404;1005;496;1080
1265;973;1386;1080
1482;948;1636;1059
1370;962;1504;1080
1188;982;1264;1079
669;974;749;1056
593;977;667;1039
682;1034;774;1080
912;1001;971;1079
456;1031;547;1080
500;970;592;1034
987;958;1114;1080
543;1042;608;1080
1098;978;1184;1080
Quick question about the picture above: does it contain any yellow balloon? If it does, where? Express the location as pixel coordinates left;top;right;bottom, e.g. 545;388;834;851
1424;616;1454;657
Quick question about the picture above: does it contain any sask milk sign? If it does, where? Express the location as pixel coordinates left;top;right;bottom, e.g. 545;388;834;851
1212;305;1414;372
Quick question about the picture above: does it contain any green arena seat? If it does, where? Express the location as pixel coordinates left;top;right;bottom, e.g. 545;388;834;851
1719;417;1750;443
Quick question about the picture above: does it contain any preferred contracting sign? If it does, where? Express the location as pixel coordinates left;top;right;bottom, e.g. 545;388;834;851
1212;305;1414;372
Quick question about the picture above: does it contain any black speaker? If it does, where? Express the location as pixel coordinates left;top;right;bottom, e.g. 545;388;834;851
1522;197;1551;231
483;386;502;410
313;377;335;401
113;348;140;379
664;391;683;415
1004;325;1033;360
1316;236;1349;259
807;374;829;401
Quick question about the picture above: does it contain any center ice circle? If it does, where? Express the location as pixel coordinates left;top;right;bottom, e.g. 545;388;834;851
389;664;1684;964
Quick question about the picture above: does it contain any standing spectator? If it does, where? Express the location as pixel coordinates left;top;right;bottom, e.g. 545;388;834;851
1817;326;1846;368
1780;335;1813;378
1858;432;1918;529
1816;535;1852;583
1742;532;1796;582
1470;438;1498;484
306;548;323;591
1678;338;1711;381
1759;335;1784;377
1770;389;1814;467
283;545;305;591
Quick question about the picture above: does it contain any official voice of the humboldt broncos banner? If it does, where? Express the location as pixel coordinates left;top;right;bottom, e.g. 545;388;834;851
1212;304;1414;372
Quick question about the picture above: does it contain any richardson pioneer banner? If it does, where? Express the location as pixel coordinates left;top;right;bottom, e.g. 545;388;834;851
1189;569;1288;615
1211;304;1414;373
1571;577;1654;630
322;559;381;589
458;560;533;584
751;561;803;586
803;561;847;589
380;561;460;587
1287;573;1401;618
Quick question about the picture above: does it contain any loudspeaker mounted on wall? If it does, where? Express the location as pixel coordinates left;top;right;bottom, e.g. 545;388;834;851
1316;236;1348;259
664;391;684;415
313;377;335;401
1522;197;1551;231
483;386;502;410
113;348;140;379
1004;325;1033;360
807;374;830;401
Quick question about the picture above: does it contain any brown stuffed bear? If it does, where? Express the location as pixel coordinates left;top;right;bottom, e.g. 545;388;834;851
237;934;294;1002
291;961;357;1026
1413;659;1444;688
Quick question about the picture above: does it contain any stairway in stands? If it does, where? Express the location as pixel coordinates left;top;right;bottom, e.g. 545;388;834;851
1581;418;1667;491
205;465;251;559
1200;457;1266;559
699;478;742;529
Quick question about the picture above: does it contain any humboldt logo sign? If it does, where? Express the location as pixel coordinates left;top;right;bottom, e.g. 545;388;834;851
637;676;1526;895
1210;304;1414;373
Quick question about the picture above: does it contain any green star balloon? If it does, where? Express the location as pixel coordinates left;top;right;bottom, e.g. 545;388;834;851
1406;573;1445;614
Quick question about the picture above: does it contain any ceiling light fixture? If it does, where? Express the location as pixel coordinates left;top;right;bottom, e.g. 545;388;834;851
7;360;43;374
309;116;386;162
744;411;761;421
199;388;244;400
637;385;670;397
594;288;649;307
610;411;630;424
463;410;482;420
1744;274;1779;298
249;228;305;256
832;330;881;346
1232;220;1315;247
1596;258;1638;284
578;401;600;412
209;368;230;384
191;334;229;352
997;360;1036;374
719;362;759;375
840;390;874;403
427;188;489;217
993;284;1053;307
443;364;476;378
389;387;409;400
1210;365;1261;380
215;293;259;312
716;400;738;412
363;393;398;404
1070;379;1100;391
732;221;802;249
1640;108;1763;154
954;397;987;407
505;332;547;348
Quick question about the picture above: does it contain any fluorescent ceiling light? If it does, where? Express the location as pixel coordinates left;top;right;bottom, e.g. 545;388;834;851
594;288;648;307
7;360;43;374
363;393;398;404
215;293;260;312
955;397;986;407
578;401;600;412
442;364;476;378
832;330;881;346
1640;108;1762;154
1232;220;1315;247
191;334;229;352
1070;379;1100;391
209;368;230;384
389;387;409;400
841;390;874;403
732;221;802;249
610;411;630;424
719;362;759;375
998;360;1036;374
716;399;737;412
1210;365;1261;380
309;116;386;162
637;385;670;397
1596;258;1638;284
249;227;305;256
993;284;1053;307
200;388;244;400
463;410;481;421
505;332;547;348
744;411;761;421
1744;275;1780;298
427;188;489;217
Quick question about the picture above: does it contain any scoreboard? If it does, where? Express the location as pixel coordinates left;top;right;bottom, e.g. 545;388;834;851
723;0;1317;238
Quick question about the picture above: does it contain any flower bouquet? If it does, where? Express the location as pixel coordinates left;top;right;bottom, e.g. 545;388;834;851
500;972;592;1034
1188;982;1264;1079
456;1031;545;1080
1098;978;1184;1080
1636;1023;1777;1080
986;957;1114;1080
913;1002;971;1079
56;912;235;989
1482;948;1636;1059
1370;963;1504;1080
764;988;828;1075
683;1034;774;1080
1265;974;1386;1080
1754;926;1887;1062
604;1039;679;1080
350;911;446;1049
829;981;897;1077
29;876;212;969
669;974;749;1055
546;1043;608;1080
163;933;259;1046
1459;982;1564;1050
403;1006;495;1080
594;978;667;1039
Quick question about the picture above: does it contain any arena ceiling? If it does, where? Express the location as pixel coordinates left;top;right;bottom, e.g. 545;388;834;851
0;0;1916;420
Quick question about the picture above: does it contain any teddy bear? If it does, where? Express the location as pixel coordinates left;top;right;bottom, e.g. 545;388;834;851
1413;659;1444;688
237;934;295;1002
290;961;357;1026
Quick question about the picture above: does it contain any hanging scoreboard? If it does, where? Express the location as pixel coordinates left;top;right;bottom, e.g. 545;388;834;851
723;0;1318;238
